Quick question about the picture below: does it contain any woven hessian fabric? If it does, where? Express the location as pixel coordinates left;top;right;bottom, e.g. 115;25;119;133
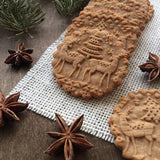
9;0;160;143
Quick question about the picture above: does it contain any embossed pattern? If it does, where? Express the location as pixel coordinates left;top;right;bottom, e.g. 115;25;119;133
52;0;154;98
53;29;129;98
85;0;148;30
109;89;160;160
93;0;154;22
67;10;137;52
7;0;159;143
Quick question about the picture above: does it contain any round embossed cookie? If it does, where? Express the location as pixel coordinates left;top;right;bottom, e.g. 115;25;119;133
66;9;137;52
109;89;160;160
84;0;147;31
52;28;129;98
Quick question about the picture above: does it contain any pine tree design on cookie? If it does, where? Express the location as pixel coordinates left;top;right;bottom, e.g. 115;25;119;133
109;89;160;160
52;29;129;98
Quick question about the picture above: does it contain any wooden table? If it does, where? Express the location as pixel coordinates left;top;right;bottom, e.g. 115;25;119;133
0;0;124;159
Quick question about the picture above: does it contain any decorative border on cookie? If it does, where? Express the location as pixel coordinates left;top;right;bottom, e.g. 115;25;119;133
54;59;128;98
109;89;160;153
55;73;104;98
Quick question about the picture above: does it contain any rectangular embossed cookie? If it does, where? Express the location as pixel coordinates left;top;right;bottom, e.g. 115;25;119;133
66;10;138;52
52;29;129;98
52;0;154;98
93;0;154;22
84;0;147;31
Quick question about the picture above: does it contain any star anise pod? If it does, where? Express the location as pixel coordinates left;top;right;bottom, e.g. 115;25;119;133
5;43;33;66
0;90;28;127
139;52;160;81
45;113;93;160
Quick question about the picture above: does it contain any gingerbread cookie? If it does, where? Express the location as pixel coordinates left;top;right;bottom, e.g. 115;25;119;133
109;89;160;160
93;0;154;22
52;29;129;98
66;10;138;52
84;0;147;31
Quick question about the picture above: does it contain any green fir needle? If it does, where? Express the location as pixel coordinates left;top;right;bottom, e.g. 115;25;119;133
0;0;45;39
53;0;90;17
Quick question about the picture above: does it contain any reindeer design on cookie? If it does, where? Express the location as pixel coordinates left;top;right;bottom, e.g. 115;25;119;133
109;89;160;160
53;50;85;78
52;28;129;98
82;57;119;88
120;107;155;156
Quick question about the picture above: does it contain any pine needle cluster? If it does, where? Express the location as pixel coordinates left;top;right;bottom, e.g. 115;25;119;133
53;0;90;17
0;0;45;39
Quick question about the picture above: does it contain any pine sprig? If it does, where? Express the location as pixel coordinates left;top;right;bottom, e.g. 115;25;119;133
53;0;90;17
0;0;45;39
